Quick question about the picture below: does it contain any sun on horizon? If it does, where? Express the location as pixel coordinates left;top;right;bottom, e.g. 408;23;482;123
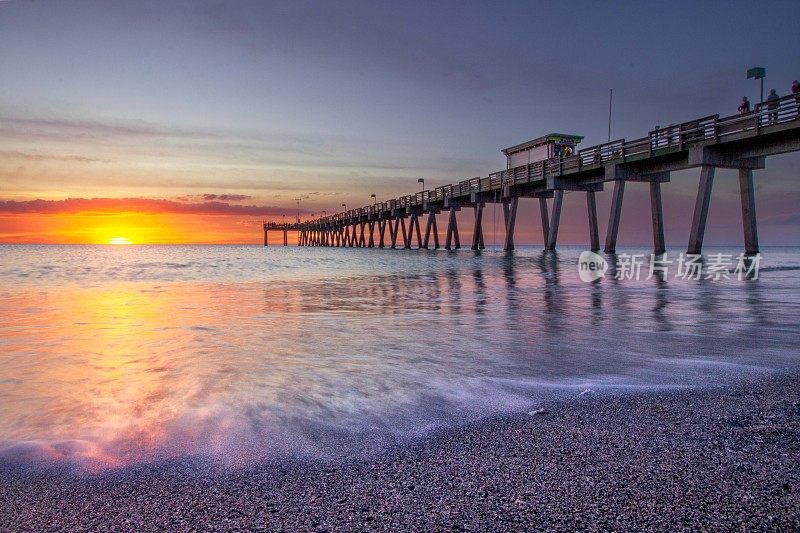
108;237;133;245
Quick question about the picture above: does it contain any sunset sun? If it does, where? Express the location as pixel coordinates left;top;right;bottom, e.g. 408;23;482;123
108;237;132;245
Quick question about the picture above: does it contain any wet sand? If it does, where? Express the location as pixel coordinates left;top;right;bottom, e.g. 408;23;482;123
2;374;799;532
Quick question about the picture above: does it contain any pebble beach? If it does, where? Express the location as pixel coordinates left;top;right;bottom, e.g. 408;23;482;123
2;374;798;532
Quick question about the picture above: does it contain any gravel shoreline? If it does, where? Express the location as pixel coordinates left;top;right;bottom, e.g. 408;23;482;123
2;375;799;532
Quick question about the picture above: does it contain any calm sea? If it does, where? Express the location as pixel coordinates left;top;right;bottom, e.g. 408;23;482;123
1;244;799;470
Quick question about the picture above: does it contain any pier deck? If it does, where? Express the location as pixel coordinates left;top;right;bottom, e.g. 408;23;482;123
287;95;800;254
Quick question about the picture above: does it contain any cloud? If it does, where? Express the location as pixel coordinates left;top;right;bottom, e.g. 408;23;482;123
0;150;105;163
0;114;481;176
177;194;253;202
201;193;252;201
0;197;288;216
0;116;225;142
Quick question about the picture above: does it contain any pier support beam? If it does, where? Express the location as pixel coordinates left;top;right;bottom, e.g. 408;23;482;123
738;168;759;255
586;191;600;252
650;182;666;254
472;204;484;250
378;220;386;248
283;229;288;246
545;191;563;251
687;166;715;255
539;198;550;247
390;217;399;248
368;221;375;248
604;180;626;253
264;228;268;247
406;214;422;248
445;207;460;250
400;217;409;248
423;212;439;249
359;222;366;247
502;197;519;251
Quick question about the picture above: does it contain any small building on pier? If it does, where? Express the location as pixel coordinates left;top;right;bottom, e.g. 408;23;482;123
501;133;583;168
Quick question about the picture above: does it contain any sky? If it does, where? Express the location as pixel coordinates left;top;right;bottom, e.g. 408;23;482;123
1;0;799;245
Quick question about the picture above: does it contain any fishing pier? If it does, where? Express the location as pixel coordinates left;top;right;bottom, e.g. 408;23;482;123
271;95;800;254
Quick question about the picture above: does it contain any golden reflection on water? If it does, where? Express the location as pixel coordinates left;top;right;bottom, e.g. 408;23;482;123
1;276;479;469
2;285;181;467
1;283;281;468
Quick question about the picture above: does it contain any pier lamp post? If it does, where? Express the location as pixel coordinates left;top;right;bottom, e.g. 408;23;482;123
342;203;346;213
370;194;377;205
418;178;425;192
747;66;766;104
282;214;285;227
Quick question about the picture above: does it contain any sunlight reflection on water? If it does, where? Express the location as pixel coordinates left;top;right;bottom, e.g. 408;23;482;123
1;245;799;470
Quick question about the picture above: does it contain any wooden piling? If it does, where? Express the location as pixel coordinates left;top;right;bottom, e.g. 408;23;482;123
472;204;484;250
423;212;439;249
400;217;409;248
539;198;550;247
545;192;562;251
390;217;400;248
687;166;715;254
378;220;386;248
445;207;460;250
738;168;759;255
604;180;626;253
502;197;519;251
368;221;375;248
649;182;665;254
587;191;600;252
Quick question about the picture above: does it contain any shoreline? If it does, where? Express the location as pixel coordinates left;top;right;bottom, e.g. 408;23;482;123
2;374;799;531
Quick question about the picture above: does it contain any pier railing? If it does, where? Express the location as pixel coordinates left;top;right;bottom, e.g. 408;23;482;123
308;94;799;226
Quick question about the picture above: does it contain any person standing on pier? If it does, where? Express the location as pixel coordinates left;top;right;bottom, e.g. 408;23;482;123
792;80;800;115
738;96;750;114
767;89;780;124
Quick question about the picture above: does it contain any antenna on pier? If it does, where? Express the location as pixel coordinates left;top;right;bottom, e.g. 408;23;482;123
607;88;613;143
293;197;301;224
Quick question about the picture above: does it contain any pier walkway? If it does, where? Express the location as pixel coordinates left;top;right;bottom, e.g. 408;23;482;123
283;95;800;254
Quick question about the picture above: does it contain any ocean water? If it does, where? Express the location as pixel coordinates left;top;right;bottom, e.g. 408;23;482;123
1;244;799;471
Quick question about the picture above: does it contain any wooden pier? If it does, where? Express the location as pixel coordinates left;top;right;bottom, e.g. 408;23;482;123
262;222;295;246
277;95;800;254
